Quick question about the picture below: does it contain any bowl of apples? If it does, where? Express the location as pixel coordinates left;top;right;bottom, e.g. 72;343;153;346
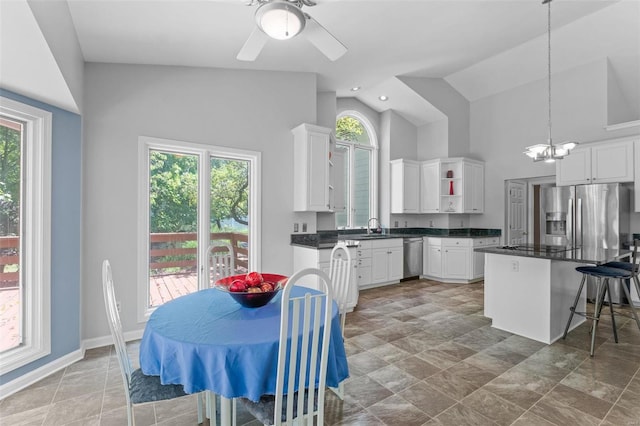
214;272;288;308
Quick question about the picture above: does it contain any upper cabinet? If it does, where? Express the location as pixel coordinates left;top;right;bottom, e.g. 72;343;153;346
390;159;420;213
292;123;342;212
391;157;484;214
556;138;634;186
463;160;484;213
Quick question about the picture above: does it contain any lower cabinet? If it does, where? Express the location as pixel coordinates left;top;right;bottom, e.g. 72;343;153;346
423;236;499;283
358;239;403;289
292;245;358;311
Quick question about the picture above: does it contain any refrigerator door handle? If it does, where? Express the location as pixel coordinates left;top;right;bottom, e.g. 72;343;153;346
567;198;574;247
577;198;583;247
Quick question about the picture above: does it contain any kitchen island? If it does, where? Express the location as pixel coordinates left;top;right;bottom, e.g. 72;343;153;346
475;245;630;344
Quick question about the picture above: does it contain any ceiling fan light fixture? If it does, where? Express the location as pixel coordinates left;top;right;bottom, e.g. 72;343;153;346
256;1;306;41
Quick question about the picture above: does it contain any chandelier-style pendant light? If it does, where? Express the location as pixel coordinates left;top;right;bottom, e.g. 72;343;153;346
524;0;578;163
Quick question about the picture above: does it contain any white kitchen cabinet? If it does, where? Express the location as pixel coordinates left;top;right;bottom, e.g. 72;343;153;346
365;239;403;287
423;236;496;283
390;159;420;214
463;160;484;213
472;237;500;279
425;238;442;276
420;160;440;213
292;123;343;212
442;240;470;280
292;245;358;311
331;147;346;212
556;138;634;186
355;241;372;289
635;140;640;212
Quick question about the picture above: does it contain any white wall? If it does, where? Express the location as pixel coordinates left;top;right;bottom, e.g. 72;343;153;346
469;59;640;231
400;77;470;157
417;119;448;160
82;63;317;340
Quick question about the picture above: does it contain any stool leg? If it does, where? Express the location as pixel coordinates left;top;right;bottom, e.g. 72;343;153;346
620;276;640;331
605;279;618;343
563;274;587;339
590;277;605;356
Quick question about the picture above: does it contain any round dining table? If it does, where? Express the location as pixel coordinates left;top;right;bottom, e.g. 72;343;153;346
139;286;349;424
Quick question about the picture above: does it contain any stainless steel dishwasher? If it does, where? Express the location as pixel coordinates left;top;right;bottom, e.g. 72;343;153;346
403;237;423;278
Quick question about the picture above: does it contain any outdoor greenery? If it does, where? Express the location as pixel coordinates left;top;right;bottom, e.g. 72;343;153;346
336;116;367;143
0;123;20;236
149;151;248;233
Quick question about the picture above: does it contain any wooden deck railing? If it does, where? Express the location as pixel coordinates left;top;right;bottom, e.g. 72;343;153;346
0;236;19;287
149;232;248;275
0;232;249;284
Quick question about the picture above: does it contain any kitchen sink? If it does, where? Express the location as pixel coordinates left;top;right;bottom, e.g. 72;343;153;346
348;234;391;240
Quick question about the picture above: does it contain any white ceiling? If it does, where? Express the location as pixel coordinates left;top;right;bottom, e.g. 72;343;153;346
7;0;640;125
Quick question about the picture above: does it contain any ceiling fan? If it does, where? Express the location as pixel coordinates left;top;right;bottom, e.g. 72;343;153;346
237;0;347;62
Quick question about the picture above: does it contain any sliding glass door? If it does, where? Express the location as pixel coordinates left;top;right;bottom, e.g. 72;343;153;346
139;137;260;318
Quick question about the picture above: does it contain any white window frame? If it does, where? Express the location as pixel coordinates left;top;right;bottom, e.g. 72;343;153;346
137;136;261;322
336;110;378;229
0;96;52;375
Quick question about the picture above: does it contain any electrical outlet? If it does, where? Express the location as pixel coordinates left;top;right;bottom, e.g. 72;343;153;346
404;221;408;228
394;220;398;227
302;223;307;232
511;261;519;272
429;220;434;228
116;301;121;313
293;223;299;232
460;220;464;227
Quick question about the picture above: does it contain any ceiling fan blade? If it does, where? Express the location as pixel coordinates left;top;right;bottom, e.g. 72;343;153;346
304;16;347;61
237;27;269;61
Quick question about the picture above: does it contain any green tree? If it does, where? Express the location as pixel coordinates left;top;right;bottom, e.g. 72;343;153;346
148;151;249;233
0;124;20;235
336;116;364;142
210;158;248;229
149;151;199;233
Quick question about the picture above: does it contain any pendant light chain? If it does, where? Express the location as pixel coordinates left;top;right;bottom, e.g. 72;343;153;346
547;0;552;146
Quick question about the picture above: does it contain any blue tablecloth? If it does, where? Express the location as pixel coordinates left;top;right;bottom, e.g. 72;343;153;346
139;287;349;402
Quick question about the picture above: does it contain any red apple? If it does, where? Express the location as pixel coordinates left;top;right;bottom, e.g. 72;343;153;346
260;282;274;292
229;279;247;292
245;271;264;287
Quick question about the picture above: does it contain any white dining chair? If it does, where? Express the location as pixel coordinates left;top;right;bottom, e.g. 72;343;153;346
329;242;352;333
328;242;352;400
101;260;204;426
240;268;334;426
206;240;235;287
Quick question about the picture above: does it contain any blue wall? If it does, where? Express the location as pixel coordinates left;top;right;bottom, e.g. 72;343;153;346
0;89;82;383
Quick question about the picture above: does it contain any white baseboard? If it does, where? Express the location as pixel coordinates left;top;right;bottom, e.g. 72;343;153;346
1;329;145;400
83;329;145;351
0;348;84;400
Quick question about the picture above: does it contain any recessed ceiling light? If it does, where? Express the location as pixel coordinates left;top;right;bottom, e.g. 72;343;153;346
379;95;388;101
350;86;361;92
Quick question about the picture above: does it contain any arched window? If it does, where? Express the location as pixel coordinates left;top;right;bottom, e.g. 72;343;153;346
335;112;378;229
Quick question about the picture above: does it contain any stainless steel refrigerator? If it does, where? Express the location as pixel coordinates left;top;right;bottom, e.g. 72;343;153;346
538;183;630;249
537;183;630;302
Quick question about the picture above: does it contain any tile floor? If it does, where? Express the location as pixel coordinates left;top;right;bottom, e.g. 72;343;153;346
1;279;639;425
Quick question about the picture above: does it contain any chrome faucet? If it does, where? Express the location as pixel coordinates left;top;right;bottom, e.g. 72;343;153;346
367;217;380;235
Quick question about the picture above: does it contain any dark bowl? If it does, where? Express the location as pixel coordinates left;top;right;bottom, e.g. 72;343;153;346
214;273;288;308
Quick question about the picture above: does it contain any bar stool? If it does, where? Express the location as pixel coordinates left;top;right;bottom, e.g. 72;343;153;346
601;241;640;332
562;265;630;356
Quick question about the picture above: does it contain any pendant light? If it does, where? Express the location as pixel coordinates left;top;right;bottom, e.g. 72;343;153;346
524;0;578;163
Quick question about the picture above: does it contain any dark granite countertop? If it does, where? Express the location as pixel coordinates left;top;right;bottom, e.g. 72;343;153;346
475;244;630;265
291;228;501;249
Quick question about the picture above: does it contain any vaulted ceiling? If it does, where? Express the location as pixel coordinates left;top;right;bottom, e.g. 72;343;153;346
2;0;639;125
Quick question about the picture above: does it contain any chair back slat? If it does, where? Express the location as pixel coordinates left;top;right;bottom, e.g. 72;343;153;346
329;242;352;332
102;260;134;408
206;241;235;286
274;267;333;426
